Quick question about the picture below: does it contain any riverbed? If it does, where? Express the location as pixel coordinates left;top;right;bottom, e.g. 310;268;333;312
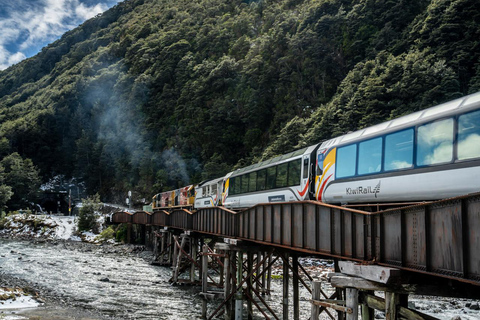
0;238;478;320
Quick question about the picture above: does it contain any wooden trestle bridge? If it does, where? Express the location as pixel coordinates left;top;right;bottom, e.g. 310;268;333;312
111;192;480;320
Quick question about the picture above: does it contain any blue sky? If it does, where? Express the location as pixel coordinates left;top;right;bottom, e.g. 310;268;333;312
0;0;122;70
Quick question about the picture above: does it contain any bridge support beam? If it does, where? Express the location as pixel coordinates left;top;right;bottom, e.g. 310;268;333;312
202;241;278;320
320;261;443;320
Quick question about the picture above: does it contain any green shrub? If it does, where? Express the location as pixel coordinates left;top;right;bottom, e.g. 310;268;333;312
77;194;101;232
97;225;116;241
115;224;128;243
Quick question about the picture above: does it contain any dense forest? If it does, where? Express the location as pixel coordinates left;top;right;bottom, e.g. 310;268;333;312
0;0;479;206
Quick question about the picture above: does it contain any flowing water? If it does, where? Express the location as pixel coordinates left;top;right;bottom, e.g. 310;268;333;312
0;239;318;319
0;239;206;319
1;239;477;320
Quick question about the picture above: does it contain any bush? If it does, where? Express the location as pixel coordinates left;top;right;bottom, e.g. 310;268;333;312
77;194;101;232
115;224;128;243
96;225;116;242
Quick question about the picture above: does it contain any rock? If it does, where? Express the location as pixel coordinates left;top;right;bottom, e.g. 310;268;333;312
466;302;471;308
451;316;462;320
469;303;480;310
375;312;385;319
99;277;110;282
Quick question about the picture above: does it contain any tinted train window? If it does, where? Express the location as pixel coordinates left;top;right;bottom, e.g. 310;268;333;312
257;169;266;191
417;118;454;166
303;158;309;179
336;144;357;178
288;159;302;186
240;175;249;194
266;166;276;189
276;163;288;188
458;110;480;160
358;137;382;175
234;177;241;195
384;129;413;171
248;171;257;192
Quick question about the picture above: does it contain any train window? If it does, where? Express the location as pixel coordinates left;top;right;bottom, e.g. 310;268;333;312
417;118;454;166
211;184;217;195
276;163;288;188
303;158;309;179
458;110;480;160
336;144;357;178
234;177;241;195
384;129;413;171
248;171;257;192
240;175;249;194
266;166;276;189
358;137;382;175
202;186;207;197
257;169;267;191
288;159;302;186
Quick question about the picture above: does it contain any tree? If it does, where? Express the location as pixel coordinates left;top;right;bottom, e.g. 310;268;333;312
0;153;41;210
0;165;13;211
77;194;101;232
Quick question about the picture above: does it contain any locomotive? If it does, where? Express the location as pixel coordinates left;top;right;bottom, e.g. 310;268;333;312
153;91;480;210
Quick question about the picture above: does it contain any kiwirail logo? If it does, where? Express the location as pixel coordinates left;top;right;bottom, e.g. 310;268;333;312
346;181;381;198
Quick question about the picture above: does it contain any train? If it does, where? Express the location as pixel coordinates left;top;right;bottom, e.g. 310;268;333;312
152;91;480;210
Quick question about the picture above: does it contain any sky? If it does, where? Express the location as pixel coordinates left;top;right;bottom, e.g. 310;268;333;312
0;0;122;71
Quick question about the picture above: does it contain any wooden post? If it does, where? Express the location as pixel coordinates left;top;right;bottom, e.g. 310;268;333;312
172;235;179;272
127;223;132;244
160;230;166;263
256;252;262;294
361;291;375;320
247;252;253;320
385;291;399;320
267;253;272;295
283;253;289;320
224;250;232;320
261;252;266;295
202;245;209;319
140;225;146;244
311;281;322;320
346;288;359;320
235;251;243;320
190;237;197;283
335;259;345;320
293;255;299;320
167;232;173;264
230;251;236;317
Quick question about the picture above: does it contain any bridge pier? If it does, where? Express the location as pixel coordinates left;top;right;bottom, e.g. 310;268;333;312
152;228;174;266
201;240;279;320
310;261;445;320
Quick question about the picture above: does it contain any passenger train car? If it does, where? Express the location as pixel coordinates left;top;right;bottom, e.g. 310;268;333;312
194;177;224;209
221;144;318;209
315;92;480;204
152;92;480;210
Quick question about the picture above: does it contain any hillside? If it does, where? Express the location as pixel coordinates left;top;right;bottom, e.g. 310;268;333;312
0;0;479;202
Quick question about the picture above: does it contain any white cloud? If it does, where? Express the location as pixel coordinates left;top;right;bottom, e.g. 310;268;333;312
75;2;108;20
0;0;116;71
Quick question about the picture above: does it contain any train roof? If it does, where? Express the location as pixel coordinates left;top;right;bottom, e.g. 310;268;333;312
196;177;224;187
230;144;319;176
320;91;480;149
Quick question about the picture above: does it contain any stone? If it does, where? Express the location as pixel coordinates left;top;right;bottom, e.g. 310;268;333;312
469;303;480;310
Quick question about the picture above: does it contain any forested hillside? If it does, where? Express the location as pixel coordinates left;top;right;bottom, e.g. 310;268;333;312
0;0;479;203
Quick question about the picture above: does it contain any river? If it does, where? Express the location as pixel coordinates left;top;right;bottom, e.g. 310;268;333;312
0;239;206;319
0;238;478;320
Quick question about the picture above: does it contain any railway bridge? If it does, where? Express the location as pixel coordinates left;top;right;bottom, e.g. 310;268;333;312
111;193;480;320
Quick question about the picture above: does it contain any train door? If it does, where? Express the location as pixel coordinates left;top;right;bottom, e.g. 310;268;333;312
301;155;310;200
